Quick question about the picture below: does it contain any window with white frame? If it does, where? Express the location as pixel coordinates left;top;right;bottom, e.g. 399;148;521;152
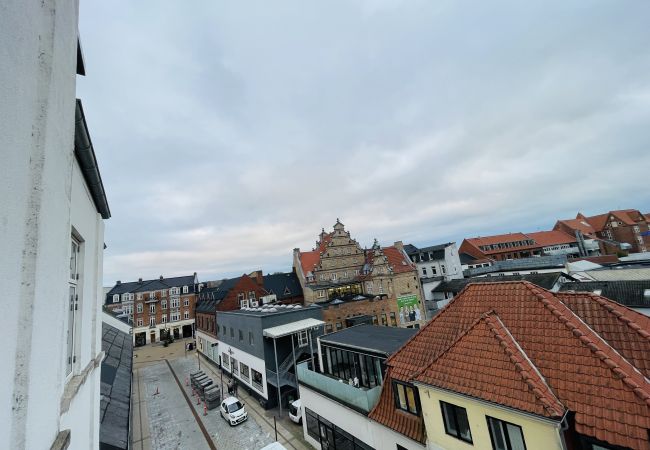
149;304;156;314
240;298;249;309
237;292;245;302
331;272;337;281
161;314;167;323
161;299;167;309
184;298;189;307
66;236;80;377
184;310;189;320
137;293;143;300
171;298;179;308
137;303;143;313
149;317;156;327
171;287;179;295
297;330;308;347
171;311;180;321
182;285;189;294
317;290;325;298
161;289;167;297
112;294;119;303
137;318;143;327
248;291;256;299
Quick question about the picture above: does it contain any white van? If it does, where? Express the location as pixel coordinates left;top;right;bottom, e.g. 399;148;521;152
288;399;302;424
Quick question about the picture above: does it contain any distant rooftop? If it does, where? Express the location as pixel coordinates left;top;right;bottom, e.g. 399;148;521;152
222;303;320;317
463;254;567;277
320;324;418;356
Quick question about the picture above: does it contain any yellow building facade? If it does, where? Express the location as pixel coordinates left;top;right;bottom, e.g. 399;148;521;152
416;385;564;450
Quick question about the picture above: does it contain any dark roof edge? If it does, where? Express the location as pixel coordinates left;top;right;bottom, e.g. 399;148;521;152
75;99;110;219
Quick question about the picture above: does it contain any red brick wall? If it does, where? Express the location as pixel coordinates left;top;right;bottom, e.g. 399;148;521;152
321;297;399;332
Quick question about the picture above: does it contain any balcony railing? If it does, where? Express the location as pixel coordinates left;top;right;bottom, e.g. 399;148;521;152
296;362;381;414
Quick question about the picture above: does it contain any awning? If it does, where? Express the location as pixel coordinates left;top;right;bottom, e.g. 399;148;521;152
263;318;325;339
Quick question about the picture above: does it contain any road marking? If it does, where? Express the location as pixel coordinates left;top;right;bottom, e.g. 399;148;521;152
165;359;218;450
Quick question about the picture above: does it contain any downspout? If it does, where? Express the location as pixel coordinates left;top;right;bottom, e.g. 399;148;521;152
273;338;282;416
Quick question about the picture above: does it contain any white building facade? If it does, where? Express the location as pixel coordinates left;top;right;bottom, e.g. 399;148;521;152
1;2;110;448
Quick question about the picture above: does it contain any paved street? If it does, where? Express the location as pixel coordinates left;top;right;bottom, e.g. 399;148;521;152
132;339;310;450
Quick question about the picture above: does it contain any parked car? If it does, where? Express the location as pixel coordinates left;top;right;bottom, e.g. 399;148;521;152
288;399;302;424
220;396;248;426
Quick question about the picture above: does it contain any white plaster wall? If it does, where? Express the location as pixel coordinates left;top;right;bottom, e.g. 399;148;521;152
220;343;268;399
197;330;219;363
102;311;132;335
299;385;374;448
0;1;95;449
370;421;427;450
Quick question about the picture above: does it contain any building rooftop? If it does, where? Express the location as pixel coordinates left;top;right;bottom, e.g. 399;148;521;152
463;254;567;277
100;323;132;450
559;280;650;308
370;282;650;449
320;324;418;356
433;272;574;293
222;303;321;317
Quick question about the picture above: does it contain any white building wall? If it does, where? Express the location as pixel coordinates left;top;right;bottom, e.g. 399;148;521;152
0;2;107;448
220;343;268;399
196;330;219;363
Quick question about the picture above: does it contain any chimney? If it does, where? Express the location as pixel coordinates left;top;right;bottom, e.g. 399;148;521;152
116;280;121;285
138;278;142;283
251;270;264;286
159;275;163;280
394;241;404;252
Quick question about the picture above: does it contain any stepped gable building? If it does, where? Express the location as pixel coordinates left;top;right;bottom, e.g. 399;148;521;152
555;209;650;254
293;220;425;328
105;274;198;346
369;281;650;450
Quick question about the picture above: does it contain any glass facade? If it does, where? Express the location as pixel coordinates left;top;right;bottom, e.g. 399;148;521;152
323;344;385;388
305;408;374;450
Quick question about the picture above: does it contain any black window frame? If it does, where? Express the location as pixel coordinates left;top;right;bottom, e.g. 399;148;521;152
440;401;473;444
392;381;420;416
486;416;527;450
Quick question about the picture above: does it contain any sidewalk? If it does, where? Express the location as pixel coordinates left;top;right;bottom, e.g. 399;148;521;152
194;353;311;450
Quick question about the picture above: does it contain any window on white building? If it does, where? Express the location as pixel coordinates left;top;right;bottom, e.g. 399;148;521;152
441;264;446;274
297;330;308;347
66;236;80;377
422;267;427;276
149;291;156;299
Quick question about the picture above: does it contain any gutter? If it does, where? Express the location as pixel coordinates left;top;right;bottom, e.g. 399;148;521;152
74;99;111;219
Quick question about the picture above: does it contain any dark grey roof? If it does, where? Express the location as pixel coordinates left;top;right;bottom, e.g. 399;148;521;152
222;304;321;317
320;324;418;356
105;274;196;304
195;276;242;312
559;281;650;308
263;272;303;300
459;253;478;264
433;273;572;293
100;323;132;450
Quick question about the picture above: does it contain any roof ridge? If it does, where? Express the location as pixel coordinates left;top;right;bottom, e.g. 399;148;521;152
563;292;650;343
484;314;566;418
531;286;650;406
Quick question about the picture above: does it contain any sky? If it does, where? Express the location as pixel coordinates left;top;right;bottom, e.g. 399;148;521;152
77;1;650;285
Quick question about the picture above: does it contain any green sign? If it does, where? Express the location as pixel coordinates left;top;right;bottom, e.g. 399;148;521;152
397;294;422;323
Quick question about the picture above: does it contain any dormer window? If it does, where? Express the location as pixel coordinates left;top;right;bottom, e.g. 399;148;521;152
644;289;650;299
593;289;603;296
182;285;189;294
113;294;119;303
392;381;420;415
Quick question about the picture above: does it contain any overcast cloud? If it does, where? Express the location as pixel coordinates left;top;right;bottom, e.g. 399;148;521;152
77;1;650;284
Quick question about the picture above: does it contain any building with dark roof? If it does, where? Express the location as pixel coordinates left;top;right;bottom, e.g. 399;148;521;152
105;274;198;346
432;272;576;308
403;242;463;319
297;325;418;450
195;272;269;366
368;281;650;450
263;271;304;304
216;305;324;412
559;280;650;316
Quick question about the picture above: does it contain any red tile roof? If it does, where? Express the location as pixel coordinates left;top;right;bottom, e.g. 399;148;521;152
556;218;596;236
414;312;565;419
383;246;416;274
465;232;531;247
526;230;576;247
369;282;650;449
299;233;333;275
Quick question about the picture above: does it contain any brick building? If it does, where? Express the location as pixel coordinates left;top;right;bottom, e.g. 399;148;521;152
105;274;198;346
317;294;404;333
293;220;425;328
195;272;270;364
555;209;650;254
